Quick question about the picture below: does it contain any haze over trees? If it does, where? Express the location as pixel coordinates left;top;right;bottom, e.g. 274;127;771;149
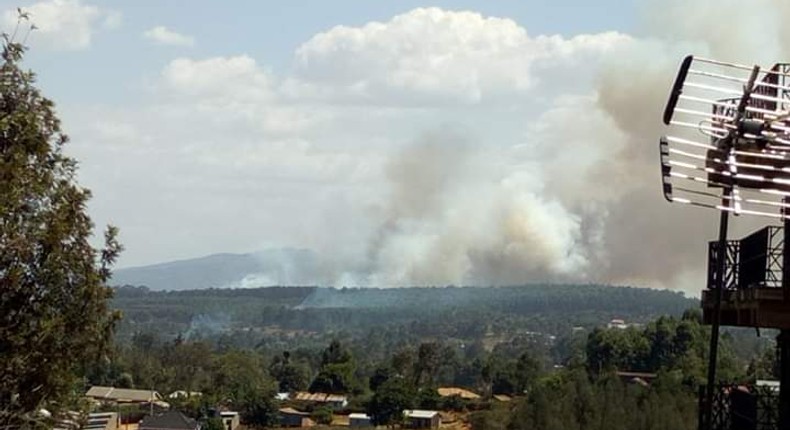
84;297;773;430
0;25;122;428
0;9;781;430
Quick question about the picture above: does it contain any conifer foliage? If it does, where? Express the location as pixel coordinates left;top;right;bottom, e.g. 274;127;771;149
0;21;122;427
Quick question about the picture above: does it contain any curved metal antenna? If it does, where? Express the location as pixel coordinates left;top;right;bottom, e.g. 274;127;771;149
661;56;790;219
659;56;790;430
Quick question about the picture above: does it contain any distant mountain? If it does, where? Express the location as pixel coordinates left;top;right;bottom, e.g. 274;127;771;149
111;248;321;290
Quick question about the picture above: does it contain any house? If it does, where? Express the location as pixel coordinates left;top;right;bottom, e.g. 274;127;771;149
219;411;240;430
349;413;371;427
756;379;780;392
86;386;168;408
279;407;314;428
404;410;441;429
325;394;349;409
437;387;480;400
607;319;628;329
139;411;199;430
292;391;349;409
84;412;118;430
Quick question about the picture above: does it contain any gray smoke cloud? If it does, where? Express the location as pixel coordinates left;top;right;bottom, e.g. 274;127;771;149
56;3;790;293
587;0;790;290
357;129;592;286
342;1;790;292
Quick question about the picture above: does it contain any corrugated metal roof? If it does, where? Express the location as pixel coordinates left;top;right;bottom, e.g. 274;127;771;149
404;410;439;419
325;394;347;402
292;391;347;403
86;386;162;403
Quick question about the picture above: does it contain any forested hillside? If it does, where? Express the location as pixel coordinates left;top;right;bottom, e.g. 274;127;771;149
91;285;777;430
111;284;695;347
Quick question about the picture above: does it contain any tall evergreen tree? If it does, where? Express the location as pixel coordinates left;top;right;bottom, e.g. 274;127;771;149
0;24;122;427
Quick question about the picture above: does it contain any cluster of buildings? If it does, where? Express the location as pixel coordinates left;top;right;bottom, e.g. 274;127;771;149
74;384;504;429
277;408;441;429
82;386;238;430
276;385;504;428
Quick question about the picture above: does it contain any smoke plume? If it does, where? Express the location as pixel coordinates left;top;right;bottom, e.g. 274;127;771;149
343;1;790;291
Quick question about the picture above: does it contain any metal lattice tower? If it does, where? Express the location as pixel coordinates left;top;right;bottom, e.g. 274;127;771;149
660;56;790;430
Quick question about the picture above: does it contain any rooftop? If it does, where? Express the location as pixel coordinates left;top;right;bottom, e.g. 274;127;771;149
292;391;348;403
437;387;480;400
139;411;198;430
404;410;440;419
86;386;163;403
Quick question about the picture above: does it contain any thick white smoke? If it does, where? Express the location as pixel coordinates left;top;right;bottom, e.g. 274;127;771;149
344;1;790;290
362;131;590;286
58;4;790;292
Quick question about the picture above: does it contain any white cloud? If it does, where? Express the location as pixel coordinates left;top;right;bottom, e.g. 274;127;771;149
1;0;117;50
68;5;769;291
294;7;630;105
64;8;634;286
162;56;270;100
143;25;194;47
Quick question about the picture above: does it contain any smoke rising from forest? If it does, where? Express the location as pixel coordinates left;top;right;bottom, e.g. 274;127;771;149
322;0;790;291
56;1;790;292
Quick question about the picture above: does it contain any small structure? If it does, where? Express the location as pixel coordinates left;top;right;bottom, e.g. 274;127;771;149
279;407;314;428
349;413;371;427
493;394;512;402
219;411;240;430
292;391;349;409
86;386;168;407
139;411;199;430
404;410;441;429
607;319;628;329
757;379;780;392
84;412;118;430
437;387;480;400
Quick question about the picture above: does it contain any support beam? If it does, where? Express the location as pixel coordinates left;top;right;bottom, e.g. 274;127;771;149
778;330;790;430
704;187;732;430
780;201;790;430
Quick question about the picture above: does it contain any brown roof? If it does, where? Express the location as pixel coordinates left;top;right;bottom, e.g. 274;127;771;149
279;407;309;416
86;386;162;403
437;387;480;400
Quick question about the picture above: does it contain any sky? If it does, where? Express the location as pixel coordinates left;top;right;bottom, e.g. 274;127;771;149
3;0;790;292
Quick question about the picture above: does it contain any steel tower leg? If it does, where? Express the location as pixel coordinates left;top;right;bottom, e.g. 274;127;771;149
780;202;790;430
705;188;731;430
